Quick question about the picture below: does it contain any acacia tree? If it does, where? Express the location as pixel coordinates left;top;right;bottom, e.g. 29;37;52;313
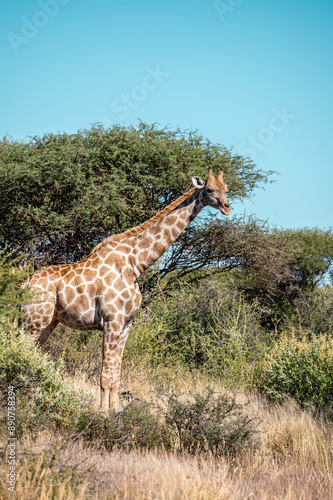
0;122;271;268
211;226;333;332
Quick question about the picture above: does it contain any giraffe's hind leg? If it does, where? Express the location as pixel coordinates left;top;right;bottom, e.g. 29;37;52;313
37;316;59;346
21;293;58;345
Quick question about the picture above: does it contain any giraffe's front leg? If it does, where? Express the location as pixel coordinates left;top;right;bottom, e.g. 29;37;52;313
100;319;132;411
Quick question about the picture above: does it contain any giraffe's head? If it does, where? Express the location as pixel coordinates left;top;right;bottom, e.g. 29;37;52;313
192;168;231;215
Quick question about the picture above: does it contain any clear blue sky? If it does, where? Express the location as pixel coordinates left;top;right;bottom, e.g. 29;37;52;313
1;0;332;229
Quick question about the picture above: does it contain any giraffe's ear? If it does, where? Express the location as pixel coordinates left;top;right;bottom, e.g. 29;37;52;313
192;176;205;189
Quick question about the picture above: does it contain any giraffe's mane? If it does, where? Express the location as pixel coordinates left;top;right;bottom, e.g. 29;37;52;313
87;187;197;256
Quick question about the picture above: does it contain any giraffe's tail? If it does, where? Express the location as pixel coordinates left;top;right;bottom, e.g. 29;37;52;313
17;308;22;328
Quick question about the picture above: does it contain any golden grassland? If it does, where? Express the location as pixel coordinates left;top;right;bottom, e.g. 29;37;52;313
1;364;333;500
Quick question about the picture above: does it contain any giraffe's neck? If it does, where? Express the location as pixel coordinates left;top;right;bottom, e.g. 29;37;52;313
130;189;204;275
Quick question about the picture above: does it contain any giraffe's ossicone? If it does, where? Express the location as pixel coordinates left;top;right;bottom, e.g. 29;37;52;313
21;168;230;409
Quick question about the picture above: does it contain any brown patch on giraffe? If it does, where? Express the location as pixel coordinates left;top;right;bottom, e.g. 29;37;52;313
148;223;161;236
115;244;131;254
97;246;114;260
171;227;179;239
154;242;166;255
124;300;134;315
116;312;124;323
124;268;135;286
76;284;87;295
177;221;186;231
94;277;105;291
85;269;98;282
99;265;112;278
86;254;100;267
44;303;54;314
121;289;130;300
127;256;137;269
113;276;126;292
111;321;120;331
166;215;177;225
104;271;117;285
115;297;124;310
87;282;97;296
164;227;173;241
79;295;89;311
104;289;116;303
139;236;153;248
139;250;149;262
52;272;63;281
59;266;71;277
107;304;118;315
135;294;142;308
29;276;43;288
63;286;75;304
66;270;76;283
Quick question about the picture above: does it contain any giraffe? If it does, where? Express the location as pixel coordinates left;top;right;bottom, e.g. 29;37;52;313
21;168;231;410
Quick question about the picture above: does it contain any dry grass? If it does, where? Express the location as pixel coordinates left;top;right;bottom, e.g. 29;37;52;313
1;366;333;499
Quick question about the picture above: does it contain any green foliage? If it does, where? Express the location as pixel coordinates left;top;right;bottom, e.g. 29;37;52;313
0;250;32;319
293;286;333;336
164;389;255;456
289;228;333;290
0;124;270;266
258;334;333;409
42;325;103;383
123;306;182;368
0;321;93;434
147;279;271;386
76;401;171;451
229;227;333;332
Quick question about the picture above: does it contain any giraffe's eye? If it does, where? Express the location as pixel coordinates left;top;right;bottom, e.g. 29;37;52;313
206;188;212;194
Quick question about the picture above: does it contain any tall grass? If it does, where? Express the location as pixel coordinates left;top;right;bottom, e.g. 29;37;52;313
1;372;332;499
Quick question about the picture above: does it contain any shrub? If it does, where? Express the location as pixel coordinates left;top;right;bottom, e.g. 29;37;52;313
164;389;255;456
123;306;180;368
76;401;171;451
149;279;271;386
0;320;93;435
258;334;333;409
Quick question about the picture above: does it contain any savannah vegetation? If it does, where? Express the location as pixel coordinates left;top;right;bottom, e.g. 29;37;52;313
1;123;333;499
